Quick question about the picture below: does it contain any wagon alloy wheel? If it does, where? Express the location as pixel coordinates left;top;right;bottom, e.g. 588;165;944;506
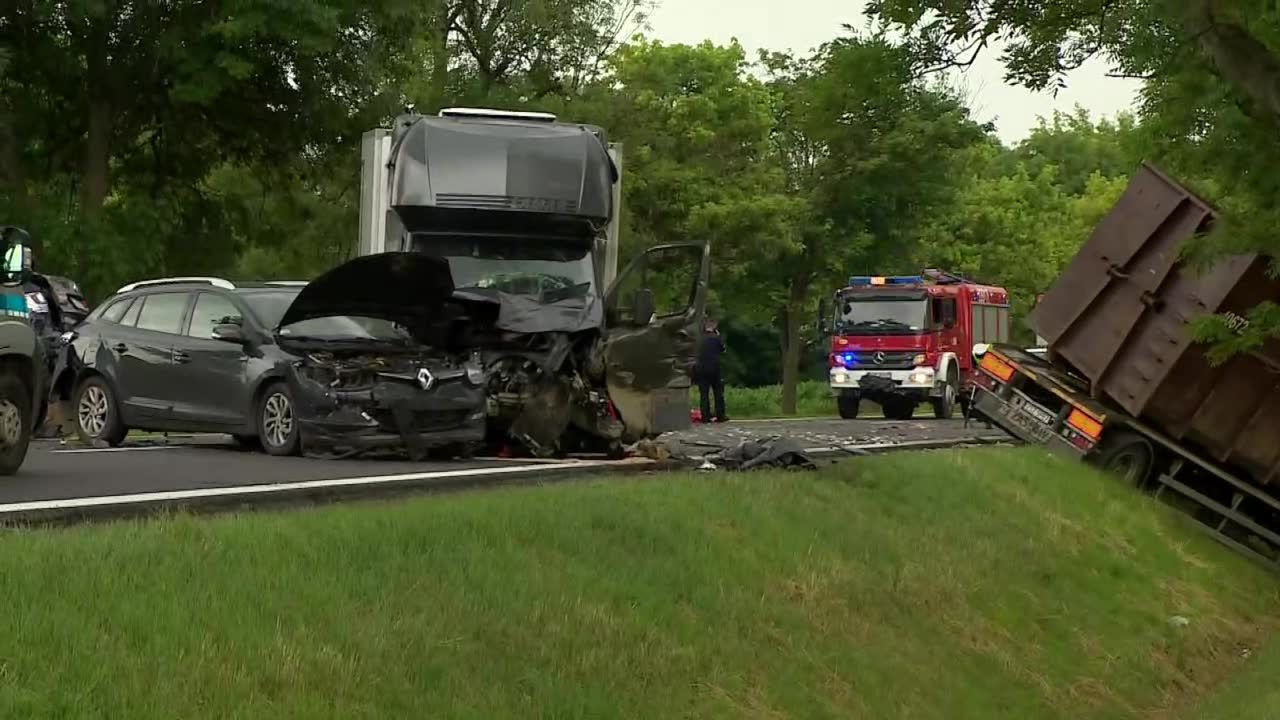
78;385;108;438
263;393;293;447
258;383;300;456
73;377;127;447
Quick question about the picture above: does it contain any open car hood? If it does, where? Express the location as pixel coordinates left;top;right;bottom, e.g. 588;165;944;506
276;253;458;331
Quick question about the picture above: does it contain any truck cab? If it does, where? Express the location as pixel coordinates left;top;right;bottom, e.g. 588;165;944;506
0;227;41;474
350;107;709;454
822;270;1009;420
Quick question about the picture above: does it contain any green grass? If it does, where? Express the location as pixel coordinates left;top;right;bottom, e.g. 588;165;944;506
692;380;884;418
1178;634;1280;719
0;447;1276;718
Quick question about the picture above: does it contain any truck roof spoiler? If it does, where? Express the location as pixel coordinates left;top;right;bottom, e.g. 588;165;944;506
437;107;558;123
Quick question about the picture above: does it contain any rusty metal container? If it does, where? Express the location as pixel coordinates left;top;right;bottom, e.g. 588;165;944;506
1030;163;1280;485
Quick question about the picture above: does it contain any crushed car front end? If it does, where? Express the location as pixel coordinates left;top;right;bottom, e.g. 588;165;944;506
285;348;488;458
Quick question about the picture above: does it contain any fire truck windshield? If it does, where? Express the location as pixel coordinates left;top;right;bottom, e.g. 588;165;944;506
835;296;927;335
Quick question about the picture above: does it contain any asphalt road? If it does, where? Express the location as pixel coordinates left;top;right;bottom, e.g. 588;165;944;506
0;417;1008;522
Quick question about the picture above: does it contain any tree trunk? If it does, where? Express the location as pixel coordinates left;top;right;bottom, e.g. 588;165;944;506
79;13;113;276
779;274;810;415
1185;0;1280;123
427;3;454;111
0;109;30;239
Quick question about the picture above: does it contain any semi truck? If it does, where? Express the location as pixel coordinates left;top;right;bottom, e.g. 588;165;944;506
821;270;1010;420
969;163;1280;569
341;107;709;456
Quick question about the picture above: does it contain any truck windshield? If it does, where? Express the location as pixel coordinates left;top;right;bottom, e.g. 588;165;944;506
836;297;927;335
413;236;596;305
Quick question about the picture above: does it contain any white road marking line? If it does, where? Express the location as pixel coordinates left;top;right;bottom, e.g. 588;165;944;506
52;445;185;454
0;461;621;514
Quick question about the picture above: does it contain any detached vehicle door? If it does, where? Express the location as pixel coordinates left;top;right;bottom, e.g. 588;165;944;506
602;243;710;437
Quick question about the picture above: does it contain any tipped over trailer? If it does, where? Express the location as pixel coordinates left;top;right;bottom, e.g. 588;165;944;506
970;163;1280;569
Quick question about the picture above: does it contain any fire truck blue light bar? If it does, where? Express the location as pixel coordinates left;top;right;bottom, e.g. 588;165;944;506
848;275;924;287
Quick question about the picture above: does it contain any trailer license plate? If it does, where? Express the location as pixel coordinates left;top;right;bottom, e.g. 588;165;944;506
998;403;1056;444
1012;395;1055;426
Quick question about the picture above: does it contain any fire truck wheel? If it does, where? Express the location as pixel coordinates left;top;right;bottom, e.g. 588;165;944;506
837;392;860;419
882;397;915;421
931;369;958;420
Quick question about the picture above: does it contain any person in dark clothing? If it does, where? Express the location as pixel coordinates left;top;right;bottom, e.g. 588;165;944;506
693;319;727;422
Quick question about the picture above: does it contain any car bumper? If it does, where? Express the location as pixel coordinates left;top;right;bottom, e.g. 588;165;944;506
289;370;488;457
829;366;936;391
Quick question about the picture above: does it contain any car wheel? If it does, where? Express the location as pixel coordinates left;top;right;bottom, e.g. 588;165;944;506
75;376;127;447
257;382;299;456
0;374;32;475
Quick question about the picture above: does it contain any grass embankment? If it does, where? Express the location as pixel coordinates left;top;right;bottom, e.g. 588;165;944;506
692;379;885;418
1;447;1277;718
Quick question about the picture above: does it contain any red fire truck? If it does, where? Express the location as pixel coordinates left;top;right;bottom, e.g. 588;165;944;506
822;270;1010;420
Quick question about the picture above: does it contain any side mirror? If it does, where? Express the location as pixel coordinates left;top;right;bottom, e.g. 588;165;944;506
212;323;246;344
3;243;30;280
632;288;656;325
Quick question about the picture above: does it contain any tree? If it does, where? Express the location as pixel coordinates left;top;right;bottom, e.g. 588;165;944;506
917;147;1128;339
866;0;1280;352
756;36;988;412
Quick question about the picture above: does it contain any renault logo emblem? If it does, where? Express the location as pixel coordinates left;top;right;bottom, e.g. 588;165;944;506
417;367;435;391
873;351;886;365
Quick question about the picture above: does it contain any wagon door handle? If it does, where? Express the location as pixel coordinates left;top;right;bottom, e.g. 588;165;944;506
112;343;128;353
1106;263;1131;279
172;350;191;364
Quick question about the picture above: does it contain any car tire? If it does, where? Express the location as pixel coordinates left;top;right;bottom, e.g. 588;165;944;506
74;376;127;447
0;374;33;475
932;369;958;420
257;382;299;456
837;391;860;419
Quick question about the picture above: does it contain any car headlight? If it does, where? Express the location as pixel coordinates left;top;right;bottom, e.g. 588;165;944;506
913;354;926;366
833;372;848;384
24;291;47;314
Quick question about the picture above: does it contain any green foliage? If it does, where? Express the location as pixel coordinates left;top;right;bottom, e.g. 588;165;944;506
866;0;1280;358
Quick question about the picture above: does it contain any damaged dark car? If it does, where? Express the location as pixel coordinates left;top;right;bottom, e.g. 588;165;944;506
280;240;710;459
275;254;489;459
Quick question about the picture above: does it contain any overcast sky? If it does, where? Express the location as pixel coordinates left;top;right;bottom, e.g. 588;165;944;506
645;0;1142;144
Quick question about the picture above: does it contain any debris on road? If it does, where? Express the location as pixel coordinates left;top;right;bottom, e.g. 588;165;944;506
630;434;816;471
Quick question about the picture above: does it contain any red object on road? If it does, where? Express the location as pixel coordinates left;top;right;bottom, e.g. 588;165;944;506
690;409;703;424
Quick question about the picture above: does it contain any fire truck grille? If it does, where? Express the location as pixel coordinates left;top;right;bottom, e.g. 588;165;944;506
838;351;917;370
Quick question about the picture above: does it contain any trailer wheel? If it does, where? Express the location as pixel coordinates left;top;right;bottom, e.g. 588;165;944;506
1095;432;1156;489
837;391;860;419
931;368;958;420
